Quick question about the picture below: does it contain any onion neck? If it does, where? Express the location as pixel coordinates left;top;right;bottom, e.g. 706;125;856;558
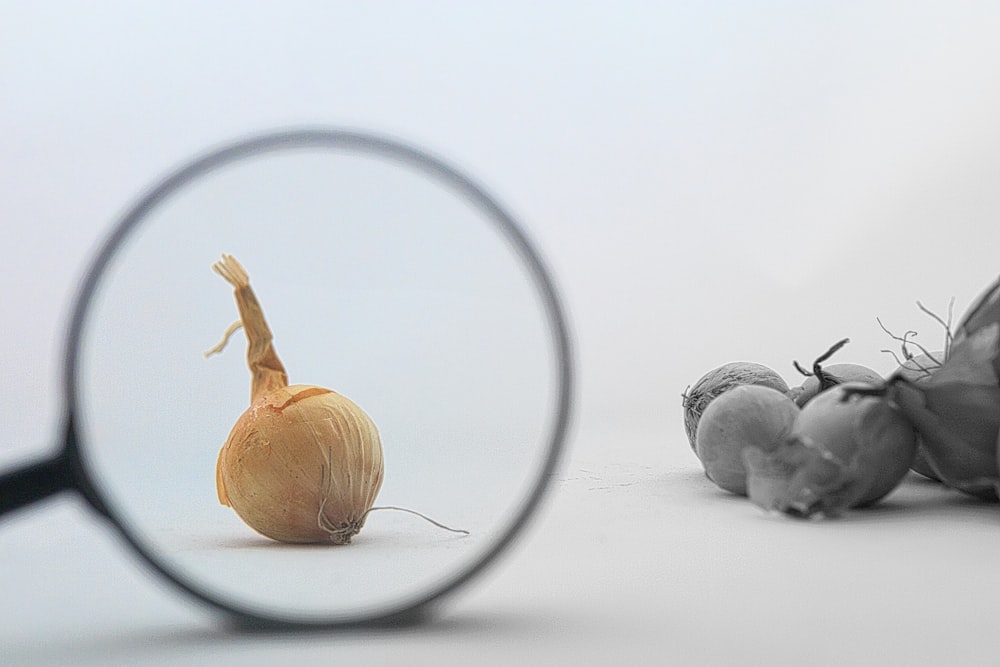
232;283;289;402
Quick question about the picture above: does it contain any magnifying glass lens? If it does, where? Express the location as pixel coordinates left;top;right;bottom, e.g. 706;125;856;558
73;140;563;623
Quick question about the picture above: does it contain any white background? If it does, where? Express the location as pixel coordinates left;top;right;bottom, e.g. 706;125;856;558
4;3;1000;665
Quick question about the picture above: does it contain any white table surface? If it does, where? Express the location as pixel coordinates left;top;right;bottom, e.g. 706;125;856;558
3;422;997;667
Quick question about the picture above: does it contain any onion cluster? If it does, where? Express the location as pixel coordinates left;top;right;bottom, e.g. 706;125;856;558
683;273;1000;518
684;342;911;518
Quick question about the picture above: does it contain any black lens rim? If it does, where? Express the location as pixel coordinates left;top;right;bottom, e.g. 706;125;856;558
61;127;574;629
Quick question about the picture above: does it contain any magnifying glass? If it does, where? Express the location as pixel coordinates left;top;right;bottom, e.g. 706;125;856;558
0;128;573;629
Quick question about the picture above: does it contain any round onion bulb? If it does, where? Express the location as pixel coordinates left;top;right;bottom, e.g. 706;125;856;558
695;385;800;495
682;362;789;453
217;384;384;544
793;383;915;507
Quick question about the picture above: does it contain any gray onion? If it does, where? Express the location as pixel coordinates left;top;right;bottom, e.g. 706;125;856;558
682;362;789;453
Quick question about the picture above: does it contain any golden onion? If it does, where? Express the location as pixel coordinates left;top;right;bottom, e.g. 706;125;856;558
209;254;384;544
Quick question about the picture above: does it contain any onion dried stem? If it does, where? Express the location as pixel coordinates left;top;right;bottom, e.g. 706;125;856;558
211;254;289;402
793;338;850;391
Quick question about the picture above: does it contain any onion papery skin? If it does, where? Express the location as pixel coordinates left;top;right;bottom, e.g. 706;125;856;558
889;380;1000;500
217;383;385;544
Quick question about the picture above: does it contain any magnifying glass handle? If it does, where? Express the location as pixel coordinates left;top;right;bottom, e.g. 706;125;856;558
0;453;75;519
0;418;84;519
